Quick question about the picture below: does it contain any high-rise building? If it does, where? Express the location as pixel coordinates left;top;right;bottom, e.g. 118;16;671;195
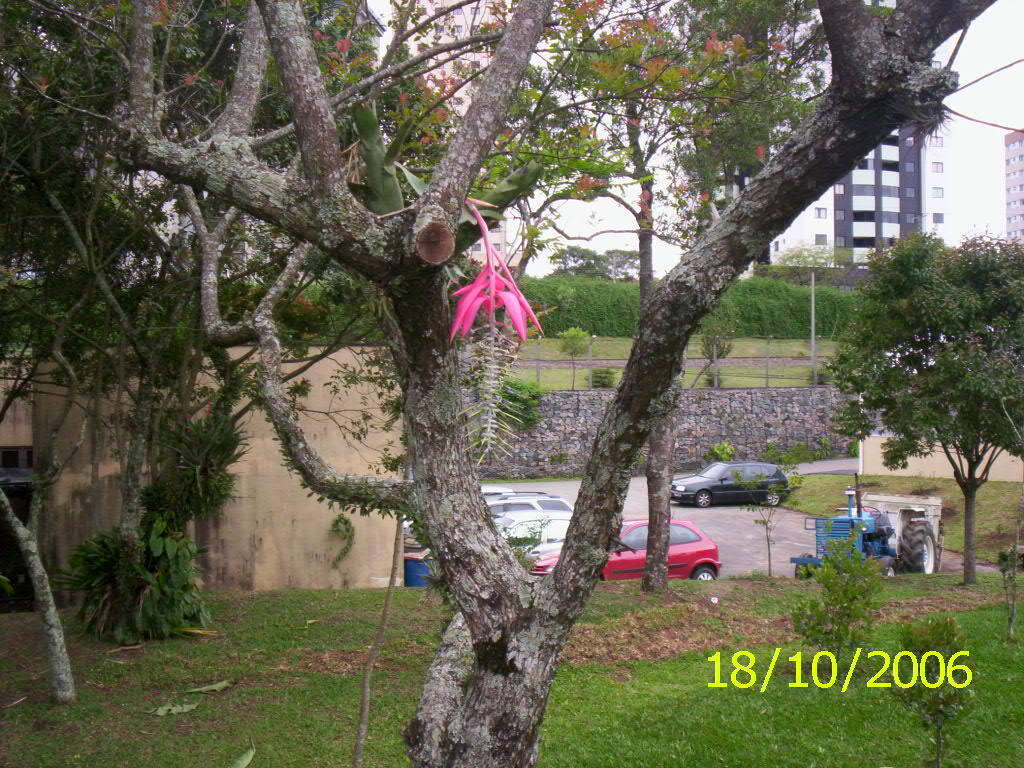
1006;130;1024;242
769;126;950;263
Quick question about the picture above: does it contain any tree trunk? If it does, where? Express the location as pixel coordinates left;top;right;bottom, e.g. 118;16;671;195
118;377;156;544
642;415;674;592
0;489;76;703
962;483;978;585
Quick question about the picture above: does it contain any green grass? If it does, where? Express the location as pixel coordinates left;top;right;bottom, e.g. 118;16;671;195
520;336;838;361
785;474;1023;563
2;577;1019;768
513;365;817;392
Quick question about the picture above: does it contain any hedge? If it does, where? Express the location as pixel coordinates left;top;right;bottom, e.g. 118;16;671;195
521;275;858;339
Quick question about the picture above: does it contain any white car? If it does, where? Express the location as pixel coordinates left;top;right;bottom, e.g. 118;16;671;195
487;495;573;519
499;513;572;551
481;484;515;498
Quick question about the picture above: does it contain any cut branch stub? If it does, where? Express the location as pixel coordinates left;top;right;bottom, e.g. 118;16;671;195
414;205;455;265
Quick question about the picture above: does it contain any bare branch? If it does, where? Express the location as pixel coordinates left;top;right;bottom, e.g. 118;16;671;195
211;2;269;138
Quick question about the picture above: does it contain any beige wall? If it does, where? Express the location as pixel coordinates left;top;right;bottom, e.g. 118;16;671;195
860;435;1024;483
0;396;33;447
37;348;400;590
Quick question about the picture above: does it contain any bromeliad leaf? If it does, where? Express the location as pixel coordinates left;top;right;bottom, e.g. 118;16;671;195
229;742;256;768
184;679;232;694
148;702;199;716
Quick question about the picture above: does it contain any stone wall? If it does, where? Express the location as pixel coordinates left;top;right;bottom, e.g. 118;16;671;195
480;386;851;479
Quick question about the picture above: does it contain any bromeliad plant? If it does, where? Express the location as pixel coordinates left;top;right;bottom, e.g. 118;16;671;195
454;201;542;460
450;200;542;343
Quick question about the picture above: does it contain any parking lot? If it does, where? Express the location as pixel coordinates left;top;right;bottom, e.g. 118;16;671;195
501;471;975;576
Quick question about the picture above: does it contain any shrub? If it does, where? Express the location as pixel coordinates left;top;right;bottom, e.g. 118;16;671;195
500;377;542;431
520;276;640;336
761;443;786;465
791;532;883;651
703;441;736;462
848;441;860;458
893;616;975;768
591;368;617;388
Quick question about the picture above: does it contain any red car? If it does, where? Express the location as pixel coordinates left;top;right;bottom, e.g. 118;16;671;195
530;519;720;581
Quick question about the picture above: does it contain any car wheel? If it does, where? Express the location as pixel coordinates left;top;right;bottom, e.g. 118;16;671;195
764;491;782;507
694;490;712;508
690;565;717;581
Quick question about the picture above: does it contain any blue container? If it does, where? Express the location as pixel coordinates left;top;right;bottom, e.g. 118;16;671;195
404;558;432;587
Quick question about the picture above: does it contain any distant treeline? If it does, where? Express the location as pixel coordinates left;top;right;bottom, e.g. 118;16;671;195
520;276;859;339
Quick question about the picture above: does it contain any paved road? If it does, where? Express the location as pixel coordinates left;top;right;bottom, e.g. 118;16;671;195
504;463;983;576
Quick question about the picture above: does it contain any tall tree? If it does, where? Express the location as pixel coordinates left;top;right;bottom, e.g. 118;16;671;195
16;0;998;763
832;235;1024;585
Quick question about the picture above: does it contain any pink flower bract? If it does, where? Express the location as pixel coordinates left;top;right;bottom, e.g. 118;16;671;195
450;203;542;342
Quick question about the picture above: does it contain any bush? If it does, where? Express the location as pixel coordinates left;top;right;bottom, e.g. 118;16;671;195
703;441;736;462
591;368;617;388
791;533;883;651
893;616;975;768
520;275;858;339
520;276;640;336
500;377;542;431
848;441;860;458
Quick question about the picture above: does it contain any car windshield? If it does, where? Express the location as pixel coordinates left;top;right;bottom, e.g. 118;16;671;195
698;462;729;479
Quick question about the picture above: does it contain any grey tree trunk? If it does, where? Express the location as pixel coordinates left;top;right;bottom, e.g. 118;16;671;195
0;489;77;703
961;482;978;586
118;378;156;544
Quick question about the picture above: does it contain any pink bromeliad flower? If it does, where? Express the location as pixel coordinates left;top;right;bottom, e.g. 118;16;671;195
450;200;542;342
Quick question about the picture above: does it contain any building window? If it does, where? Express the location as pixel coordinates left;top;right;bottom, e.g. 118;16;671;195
931;187;944;198
881;160;900;172
931;162;944;173
472;243;482;251
880;186;900;197
903;187;916;198
851;184;876;196
773;241;780;252
905;136;915;147
856;158;871;170
815;234;828;245
933;213;945;224
815;207;828;219
881;136;899;147
852;210;875;222
852;237;876;249
834;183;845;195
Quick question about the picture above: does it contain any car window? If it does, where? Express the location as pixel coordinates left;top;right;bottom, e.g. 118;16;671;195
541;520;571;543
620;524;648;550
700;463;727;479
538;499;571;512
739;465;765;481
504;502;535;512
487;504;505;515
669;524;699;545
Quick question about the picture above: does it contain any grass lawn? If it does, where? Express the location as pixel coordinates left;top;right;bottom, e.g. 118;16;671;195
785;474;1023;563
513;365;816;392
520;336;837;361
2;576;1020;768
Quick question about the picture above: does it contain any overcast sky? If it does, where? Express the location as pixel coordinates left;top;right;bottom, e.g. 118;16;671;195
529;0;1024;275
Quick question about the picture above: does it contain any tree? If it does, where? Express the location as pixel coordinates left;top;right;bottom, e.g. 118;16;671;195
548;246;606;278
699;310;736;388
557;327;589;389
31;0;996;763
832;236;1024;585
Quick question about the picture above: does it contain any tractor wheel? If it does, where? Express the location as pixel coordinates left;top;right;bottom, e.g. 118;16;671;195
899;521;939;574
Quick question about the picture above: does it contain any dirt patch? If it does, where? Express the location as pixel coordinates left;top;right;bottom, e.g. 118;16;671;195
879;590;1000;623
295;649;366;675
564;591;794;665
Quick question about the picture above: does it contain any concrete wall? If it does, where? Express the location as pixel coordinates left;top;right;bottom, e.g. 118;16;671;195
36;348;400;590
0;397;33;447
480;386;852;479
860;435;1024;483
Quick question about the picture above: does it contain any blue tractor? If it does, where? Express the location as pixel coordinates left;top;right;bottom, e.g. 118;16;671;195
791;489;940;577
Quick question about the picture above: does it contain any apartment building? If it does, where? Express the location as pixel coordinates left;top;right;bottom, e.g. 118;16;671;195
1006;130;1024;242
769;126;950;263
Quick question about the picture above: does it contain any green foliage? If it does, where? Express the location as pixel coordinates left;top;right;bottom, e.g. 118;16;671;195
893;616;975;768
0;573;12;596
520;276;856;338
699;310;736;362
831;236;1024;488
557;328;589;360
520;277;640;336
791;533;883;651
61;525;209;644
591;368;617;388
499;377;542;431
760;440;830;466
704;441;736;462
549;246;638;280
329;514;355;567
141;413;248;535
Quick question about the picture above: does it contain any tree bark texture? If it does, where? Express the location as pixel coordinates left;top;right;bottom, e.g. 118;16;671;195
962;484;978;586
1;489;77;703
